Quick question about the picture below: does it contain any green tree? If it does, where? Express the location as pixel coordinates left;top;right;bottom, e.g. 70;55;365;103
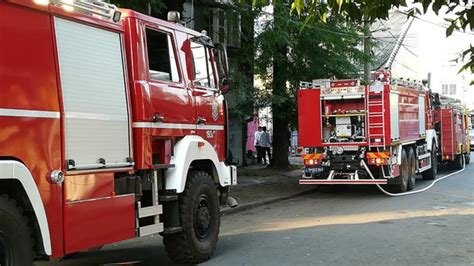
254;1;366;169
110;0;165;15
290;0;474;81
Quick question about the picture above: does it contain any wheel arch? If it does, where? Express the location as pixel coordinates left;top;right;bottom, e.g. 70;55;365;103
0;160;52;256
165;135;233;193
190;159;219;185
426;129;438;152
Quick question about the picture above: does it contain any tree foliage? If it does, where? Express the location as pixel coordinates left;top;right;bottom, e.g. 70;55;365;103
109;0;165;14
289;0;474;78
249;1;366;168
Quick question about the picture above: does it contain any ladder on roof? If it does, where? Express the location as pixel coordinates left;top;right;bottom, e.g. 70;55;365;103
367;85;386;149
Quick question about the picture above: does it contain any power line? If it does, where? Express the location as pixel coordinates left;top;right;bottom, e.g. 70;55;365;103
395;10;474;36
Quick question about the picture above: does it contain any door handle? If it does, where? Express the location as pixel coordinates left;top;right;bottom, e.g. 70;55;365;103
153;114;165;122
197;117;207;124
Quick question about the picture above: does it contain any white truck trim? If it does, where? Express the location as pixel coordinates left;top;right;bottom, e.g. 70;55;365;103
165;135;235;193
0;108;60;119
133;122;224;131
0;161;51;255
426;129;438;151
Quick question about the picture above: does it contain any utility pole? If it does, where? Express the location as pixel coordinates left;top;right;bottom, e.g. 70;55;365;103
363;19;371;84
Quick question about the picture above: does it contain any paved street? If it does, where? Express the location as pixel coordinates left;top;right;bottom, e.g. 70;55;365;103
36;154;474;265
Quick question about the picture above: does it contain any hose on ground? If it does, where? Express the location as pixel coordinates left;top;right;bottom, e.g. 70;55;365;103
364;160;466;197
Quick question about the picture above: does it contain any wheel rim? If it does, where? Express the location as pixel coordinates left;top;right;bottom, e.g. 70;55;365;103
194;195;211;240
0;235;13;266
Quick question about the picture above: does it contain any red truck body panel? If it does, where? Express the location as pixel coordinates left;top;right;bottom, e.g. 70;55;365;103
436;107;470;160
297;89;322;147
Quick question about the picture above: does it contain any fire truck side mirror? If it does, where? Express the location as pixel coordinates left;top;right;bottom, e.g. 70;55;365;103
215;43;230;94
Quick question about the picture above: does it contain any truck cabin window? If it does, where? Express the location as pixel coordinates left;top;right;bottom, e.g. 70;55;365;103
190;41;216;89
145;28;179;82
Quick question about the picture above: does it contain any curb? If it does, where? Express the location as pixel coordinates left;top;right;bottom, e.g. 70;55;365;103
220;188;317;215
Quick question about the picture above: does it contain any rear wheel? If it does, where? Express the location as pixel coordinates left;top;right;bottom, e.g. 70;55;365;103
422;143;437;180
387;149;409;193
407;147;417;191
0;195;34;266
453;154;465;170
465;154;470;165
163;171;220;264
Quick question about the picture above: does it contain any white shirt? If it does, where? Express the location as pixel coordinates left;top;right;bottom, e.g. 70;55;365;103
254;131;262;146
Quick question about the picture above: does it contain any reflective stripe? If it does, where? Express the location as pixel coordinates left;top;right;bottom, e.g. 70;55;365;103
303;153;323;160
0;108;60;119
133;122;224;131
65;112;128;121
133;122;196;130
197;124;224;131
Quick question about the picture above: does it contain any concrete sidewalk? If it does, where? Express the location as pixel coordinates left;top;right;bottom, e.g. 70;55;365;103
221;163;317;215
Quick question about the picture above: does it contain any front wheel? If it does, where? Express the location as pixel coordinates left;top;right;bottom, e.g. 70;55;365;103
465;154;470;165
422;143;437;180
163;171;220;264
0;195;34;266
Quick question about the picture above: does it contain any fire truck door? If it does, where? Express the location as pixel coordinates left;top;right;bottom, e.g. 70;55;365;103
144;27;195;133
54;17;132;171
189;41;226;160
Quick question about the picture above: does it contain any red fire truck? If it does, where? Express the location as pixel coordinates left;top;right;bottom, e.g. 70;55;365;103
431;94;471;167
0;0;237;264
297;72;470;194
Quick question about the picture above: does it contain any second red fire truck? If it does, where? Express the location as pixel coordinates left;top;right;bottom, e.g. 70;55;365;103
0;0;237;264
298;71;470;193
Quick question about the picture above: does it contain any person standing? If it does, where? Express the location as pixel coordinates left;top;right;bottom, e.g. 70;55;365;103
254;126;263;163
245;113;259;158
260;126;272;165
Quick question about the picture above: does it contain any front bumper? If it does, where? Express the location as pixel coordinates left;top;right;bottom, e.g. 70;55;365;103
300;159;389;185
230;165;237;185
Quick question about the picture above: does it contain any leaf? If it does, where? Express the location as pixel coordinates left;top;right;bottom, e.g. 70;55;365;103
422;0;431;13
446;23;456;36
432;0;443;15
290;0;304;15
319;11;328;23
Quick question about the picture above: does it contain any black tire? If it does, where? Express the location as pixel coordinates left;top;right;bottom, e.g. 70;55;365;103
387;149;409;193
453;154;465;170
0;195;34;266
465;154;470;165
163;171;220;264
422;143;437;180
407;147;417;191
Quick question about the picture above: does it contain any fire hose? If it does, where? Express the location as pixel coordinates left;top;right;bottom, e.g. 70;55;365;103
362;159;467;197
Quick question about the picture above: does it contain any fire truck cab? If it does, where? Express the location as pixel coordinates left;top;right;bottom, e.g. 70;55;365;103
0;0;236;264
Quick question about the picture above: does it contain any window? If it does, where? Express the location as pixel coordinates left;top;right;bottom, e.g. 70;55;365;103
211;8;241;48
191;41;216;88
441;84;448;94
145;28;179;82
449;84;456;95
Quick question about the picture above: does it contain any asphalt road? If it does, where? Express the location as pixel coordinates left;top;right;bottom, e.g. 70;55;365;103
36;154;474;266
